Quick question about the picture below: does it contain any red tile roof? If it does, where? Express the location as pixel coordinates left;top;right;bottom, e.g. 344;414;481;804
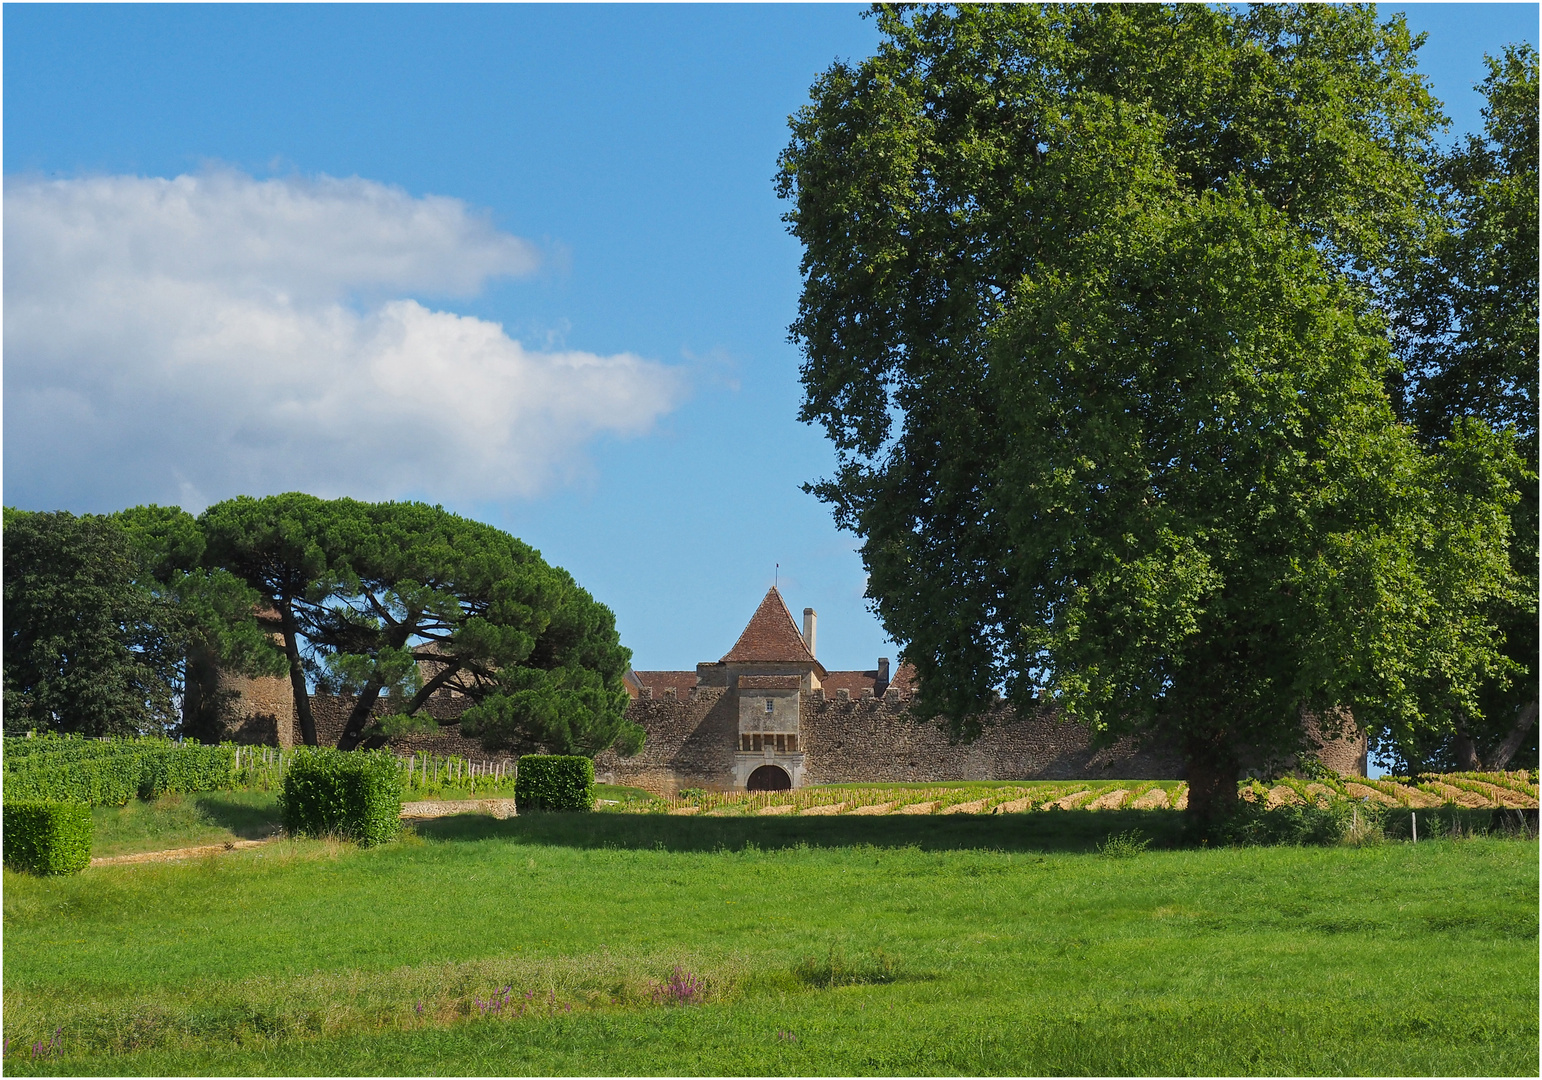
627;662;917;701
720;587;822;669
819;670;879;697
821;663;917;698
738;674;802;690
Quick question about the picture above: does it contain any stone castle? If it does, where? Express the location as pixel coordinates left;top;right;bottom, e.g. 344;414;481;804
199;586;1366;792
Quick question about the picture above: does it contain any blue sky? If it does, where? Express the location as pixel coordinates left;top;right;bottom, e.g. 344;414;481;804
4;3;1537;675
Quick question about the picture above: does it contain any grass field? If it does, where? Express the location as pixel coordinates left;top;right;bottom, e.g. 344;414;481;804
4;802;1536;1076
89;791;283;857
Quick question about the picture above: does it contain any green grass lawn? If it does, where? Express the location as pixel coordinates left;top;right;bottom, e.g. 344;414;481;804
90;791;282;857
4;807;1536;1076
594;783;662;803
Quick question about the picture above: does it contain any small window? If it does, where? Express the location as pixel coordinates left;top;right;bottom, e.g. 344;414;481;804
775;734;786;753
741;734;752;752
764;699;775;714
786;734;797;752
752;734;763;752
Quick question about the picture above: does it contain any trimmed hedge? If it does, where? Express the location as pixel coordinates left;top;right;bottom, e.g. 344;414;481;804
2;735;237;806
279;748;402;846
3;800;93;874
515;755;594;812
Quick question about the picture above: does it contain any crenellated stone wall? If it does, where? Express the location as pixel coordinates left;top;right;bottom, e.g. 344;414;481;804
592;688;1185;795
595;688;737;791
194;662;1364;790
799;694;1183;787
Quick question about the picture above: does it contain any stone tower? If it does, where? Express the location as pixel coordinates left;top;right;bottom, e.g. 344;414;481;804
694;586;824;790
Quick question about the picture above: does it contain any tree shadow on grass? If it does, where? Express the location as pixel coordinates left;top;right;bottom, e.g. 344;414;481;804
194;794;283;840
411;808;1190;854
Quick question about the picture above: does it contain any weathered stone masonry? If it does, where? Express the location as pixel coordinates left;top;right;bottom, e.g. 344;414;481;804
594;686;1185;796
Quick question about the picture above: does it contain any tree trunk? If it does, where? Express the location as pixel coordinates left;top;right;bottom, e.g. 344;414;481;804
180;642;223;743
278;604;318;747
1487;700;1538;770
1183;741;1240;826
335;673;386;751
1451;722;1483;770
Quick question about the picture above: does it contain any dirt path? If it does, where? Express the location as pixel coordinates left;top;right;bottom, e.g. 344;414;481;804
90;839;272;867
92;799;519;866
400;798;517;820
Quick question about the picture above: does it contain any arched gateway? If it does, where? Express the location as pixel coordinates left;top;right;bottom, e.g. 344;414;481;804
747;764;792;791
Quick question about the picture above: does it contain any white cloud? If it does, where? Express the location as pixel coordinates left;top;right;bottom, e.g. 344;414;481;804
4;170;683;511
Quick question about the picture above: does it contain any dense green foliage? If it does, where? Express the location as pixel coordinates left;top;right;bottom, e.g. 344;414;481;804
1392;44;1540;773
112;504;291;743
4;739;141;806
134;741;240;800
4;496;639;758
3;510;186;735
777;3;1529;817
514;755;595;812
1;816;1534;1074
2;800;92;875
198;494;643;756
1400;44;1539;448
279;748;402;846
2;507;285;739
2;735;238;806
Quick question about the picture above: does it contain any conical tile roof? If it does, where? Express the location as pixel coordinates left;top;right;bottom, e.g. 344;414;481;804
720;587;822;670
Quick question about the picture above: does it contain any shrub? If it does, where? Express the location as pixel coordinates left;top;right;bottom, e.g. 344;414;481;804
279;748;402;846
3;800;92;874
1214;799;1355;846
514;755;594;812
1098;829;1152;858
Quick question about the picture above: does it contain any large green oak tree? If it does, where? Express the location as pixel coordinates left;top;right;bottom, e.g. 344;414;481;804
777;3;1531;819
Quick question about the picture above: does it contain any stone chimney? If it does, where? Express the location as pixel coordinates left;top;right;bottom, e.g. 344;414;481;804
803;607;818;658
877;657;890;689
